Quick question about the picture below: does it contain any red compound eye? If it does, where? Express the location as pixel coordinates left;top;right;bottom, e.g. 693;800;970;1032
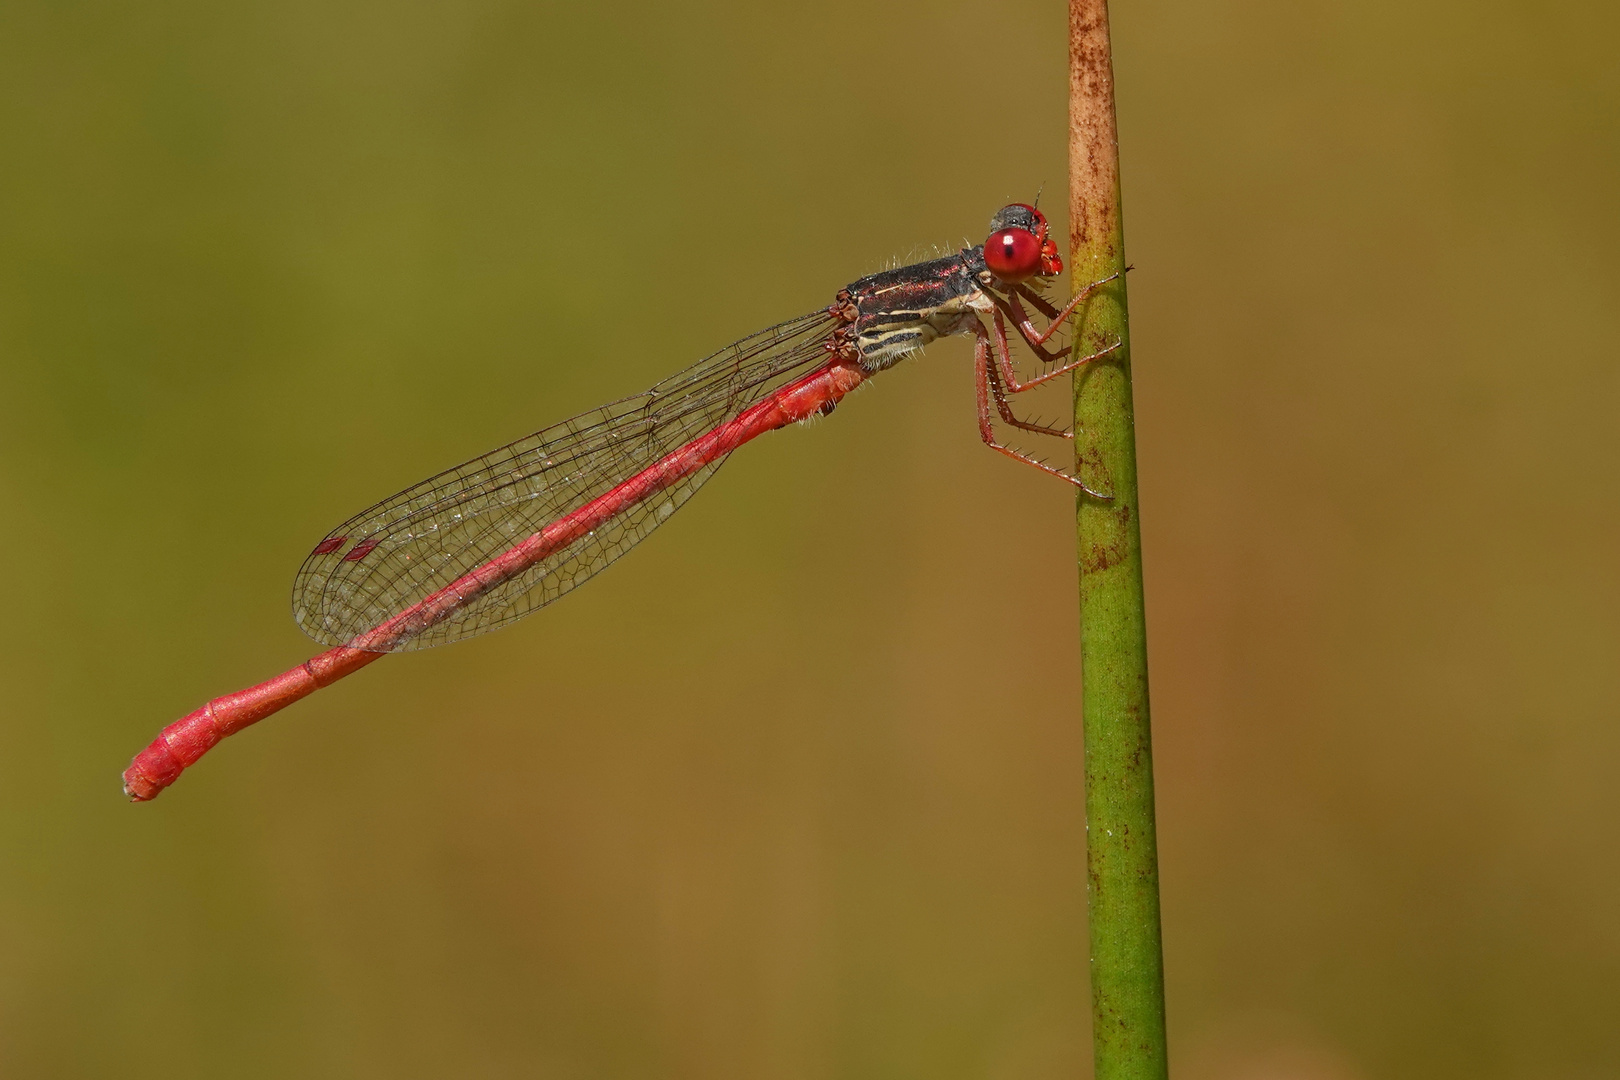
985;228;1043;282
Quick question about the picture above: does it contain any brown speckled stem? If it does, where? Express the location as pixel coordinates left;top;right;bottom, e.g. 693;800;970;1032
1070;2;1169;1078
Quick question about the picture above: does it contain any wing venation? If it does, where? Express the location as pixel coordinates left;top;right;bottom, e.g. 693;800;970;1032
291;311;836;651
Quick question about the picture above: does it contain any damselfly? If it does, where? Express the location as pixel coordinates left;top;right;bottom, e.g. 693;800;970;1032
124;203;1122;800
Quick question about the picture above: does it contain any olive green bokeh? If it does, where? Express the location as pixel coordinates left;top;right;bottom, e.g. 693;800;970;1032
2;1;1618;1078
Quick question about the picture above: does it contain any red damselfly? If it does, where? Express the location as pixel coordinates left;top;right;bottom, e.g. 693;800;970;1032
124;203;1122;800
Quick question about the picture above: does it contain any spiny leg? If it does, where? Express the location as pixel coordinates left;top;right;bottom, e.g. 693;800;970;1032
974;321;1109;497
1003;269;1128;349
987;308;1121;394
985;289;1072;365
1012;282;1062;320
985;341;1072;439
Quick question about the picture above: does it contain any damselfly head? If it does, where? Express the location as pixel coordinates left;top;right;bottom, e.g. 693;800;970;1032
985;203;1063;283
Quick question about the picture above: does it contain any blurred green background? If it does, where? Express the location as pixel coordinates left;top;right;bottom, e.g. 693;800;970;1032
2;0;1616;1076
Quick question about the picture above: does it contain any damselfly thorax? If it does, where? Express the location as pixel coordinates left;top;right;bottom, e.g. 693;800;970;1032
842;251;996;372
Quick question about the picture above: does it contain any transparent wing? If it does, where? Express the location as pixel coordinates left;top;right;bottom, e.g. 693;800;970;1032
292;311;837;651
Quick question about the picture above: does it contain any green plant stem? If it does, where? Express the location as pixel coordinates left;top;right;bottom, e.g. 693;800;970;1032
1068;2;1169;1078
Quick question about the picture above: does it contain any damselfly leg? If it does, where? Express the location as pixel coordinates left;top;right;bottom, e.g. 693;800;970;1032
987;356;1074;440
972;271;1127;496
974;319;1113;498
996;268;1127;352
1011;282;1064;321
987;307;1120;393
